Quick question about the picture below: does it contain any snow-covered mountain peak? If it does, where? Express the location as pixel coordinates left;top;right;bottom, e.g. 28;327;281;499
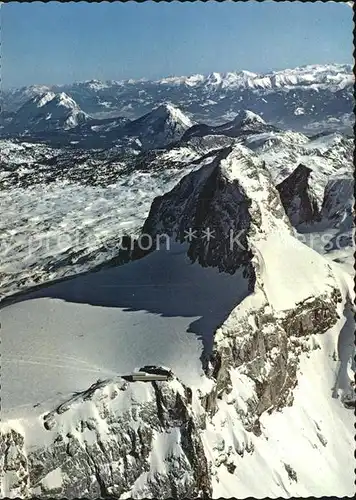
122;103;195;149
2;62;352;135
28;91;81;112
153;63;353;92
157;74;206;87
53;92;82;110
6;91;90;133
142;144;292;275
240;69;258;78
34;91;57;108
218;145;293;234
181;109;274;143
84;79;111;91
205;72;224;86
69;79;111;90
151;103;194;128
26;84;53;94
12;84;54;102
237;109;267;126
46;62;350;92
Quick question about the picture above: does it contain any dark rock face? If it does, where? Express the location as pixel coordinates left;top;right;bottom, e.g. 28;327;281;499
320;175;354;227
142;146;255;282
276;164;321;227
281;291;341;338
208;302;297;430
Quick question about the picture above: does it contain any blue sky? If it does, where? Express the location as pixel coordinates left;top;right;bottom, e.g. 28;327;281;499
2;1;353;88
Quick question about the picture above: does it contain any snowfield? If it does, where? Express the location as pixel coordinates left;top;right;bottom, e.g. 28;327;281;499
1;244;249;419
255;230;336;311
1;236;354;497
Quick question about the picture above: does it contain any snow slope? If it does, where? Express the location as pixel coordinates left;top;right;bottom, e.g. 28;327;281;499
1;244;249;419
121;103;195;149
5;92;90;134
254;230;336;311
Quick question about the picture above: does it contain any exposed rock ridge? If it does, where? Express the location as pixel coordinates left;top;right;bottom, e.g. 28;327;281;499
205;287;341;428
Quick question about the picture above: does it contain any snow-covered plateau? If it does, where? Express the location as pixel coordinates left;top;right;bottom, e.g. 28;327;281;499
0;71;354;498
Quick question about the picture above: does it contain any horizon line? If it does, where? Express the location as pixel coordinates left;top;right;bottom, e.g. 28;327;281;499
3;61;353;91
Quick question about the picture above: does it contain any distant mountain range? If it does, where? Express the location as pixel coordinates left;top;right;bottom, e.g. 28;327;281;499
2;63;353;135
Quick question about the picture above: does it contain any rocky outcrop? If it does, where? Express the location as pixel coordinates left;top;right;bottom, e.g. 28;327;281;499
0;429;29;497
1;376;211;499
142;144;292;279
203;283;341;435
276;164;321;227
